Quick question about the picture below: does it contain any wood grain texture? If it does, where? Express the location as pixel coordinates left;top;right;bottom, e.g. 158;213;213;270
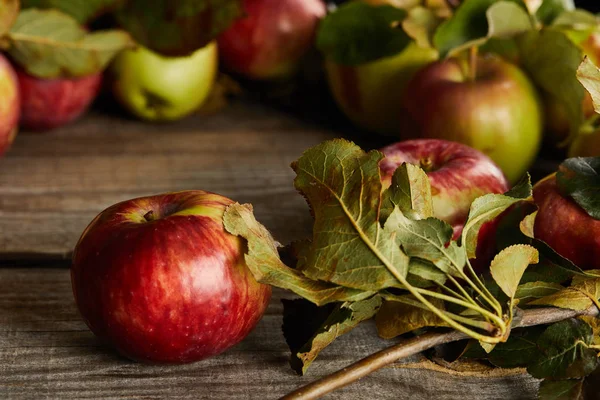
0;267;542;400
0;102;343;258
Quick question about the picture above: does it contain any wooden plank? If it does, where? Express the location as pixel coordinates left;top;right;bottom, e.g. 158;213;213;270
0;103;339;258
0;267;546;400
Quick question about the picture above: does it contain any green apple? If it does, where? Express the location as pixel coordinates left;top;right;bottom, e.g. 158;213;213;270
403;54;543;183
325;42;438;136
110;42;218;122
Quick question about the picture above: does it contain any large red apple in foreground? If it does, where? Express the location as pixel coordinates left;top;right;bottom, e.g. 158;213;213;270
380;139;509;238
0;54;19;156
403;55;543;184
71;191;272;363
218;0;326;80
16;68;102;131
533;174;600;270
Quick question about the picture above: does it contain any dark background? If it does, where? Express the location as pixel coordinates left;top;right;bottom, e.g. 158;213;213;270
578;0;599;13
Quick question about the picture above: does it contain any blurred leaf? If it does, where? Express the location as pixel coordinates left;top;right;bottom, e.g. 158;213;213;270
6;9;133;78
292;139;410;291
223;203;374;306
316;2;412;65
577;57;600;114
552;10;598;30
0;0;18;37
556;157;600;220
382;162;434;222
402;6;442;48
433;0;532;58
528;318;598;379
21;0;121;23
462;175;532;259
283;296;381;375
518;29;583;152
538;379;584;400
536;0;575;25
115;0;242;56
376;295;448;339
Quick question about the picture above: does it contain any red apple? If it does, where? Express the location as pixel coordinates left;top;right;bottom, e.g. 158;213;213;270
403;54;543;184
533;174;600;270
0;54;19;156
380;139;509;238
218;0;326;80
71;190;272;364
16;68;101;131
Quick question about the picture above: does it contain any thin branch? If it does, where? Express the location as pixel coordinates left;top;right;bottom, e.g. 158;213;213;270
280;305;599;400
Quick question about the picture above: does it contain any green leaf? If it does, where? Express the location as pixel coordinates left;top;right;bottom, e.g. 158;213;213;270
292;139;410;291
0;0;18;37
577;57;600;114
490;244;539;300
407;258;448;287
556;157;600;220
115;0;242;57
529;287;595;311
316;2;411;65
536;0;575;25
21;0;121;23
462;175;532;259
402;6;442;49
282;296;382;375
382;162;434;222
515;281;564;304
223;203;374;306
386;208;466;277
518;29;584;142
433;0;532;58
6;9;134;78
486;327;544;368
528;318;598;379
578;316;600;345
375;295;448;339
538;379;584;400
552;10;598;31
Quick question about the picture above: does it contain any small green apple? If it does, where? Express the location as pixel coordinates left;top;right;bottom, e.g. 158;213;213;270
110;42;218;122
325;42;438;136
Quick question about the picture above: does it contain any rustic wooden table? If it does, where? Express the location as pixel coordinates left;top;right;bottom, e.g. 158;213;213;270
0;101;568;399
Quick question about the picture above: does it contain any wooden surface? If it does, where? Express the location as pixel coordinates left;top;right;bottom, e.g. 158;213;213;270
0;102;563;399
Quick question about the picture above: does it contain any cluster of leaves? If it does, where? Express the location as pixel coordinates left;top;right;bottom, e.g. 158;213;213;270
0;0;242;78
223;138;600;398
316;0;600;145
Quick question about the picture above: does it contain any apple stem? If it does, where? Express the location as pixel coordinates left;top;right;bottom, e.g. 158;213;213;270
143;210;155;222
468;46;478;82
280;305;600;400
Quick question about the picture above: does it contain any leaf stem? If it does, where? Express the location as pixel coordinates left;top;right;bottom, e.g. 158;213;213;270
446;274;480;307
280;305;600;400
414;287;506;332
463;258;503;316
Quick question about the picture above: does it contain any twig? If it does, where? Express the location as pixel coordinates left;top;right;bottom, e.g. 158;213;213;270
280;305;599;400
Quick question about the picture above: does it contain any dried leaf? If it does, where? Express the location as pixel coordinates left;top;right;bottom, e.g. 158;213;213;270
292;139;409;291
382;162;434;222
577;57;600;115
283;296;382;375
376;295;448;339
490;244;539;300
7;9;133;78
223;203;374;306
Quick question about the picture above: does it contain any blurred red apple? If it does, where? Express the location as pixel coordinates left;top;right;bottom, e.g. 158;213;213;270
16;68;102;131
71;190;272;364
0;54;19;156
380;139;509;239
533;173;600;270
218;0;326;80
403;55;543;184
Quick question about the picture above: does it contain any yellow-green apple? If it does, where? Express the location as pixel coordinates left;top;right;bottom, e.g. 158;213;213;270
16;68;102;131
110;42;217;122
403;54;543;183
379;139;509;238
217;0;326;80
361;0;420;8
0;54;19;156
71;190;271;363
533;174;600;269
325;42;438;135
